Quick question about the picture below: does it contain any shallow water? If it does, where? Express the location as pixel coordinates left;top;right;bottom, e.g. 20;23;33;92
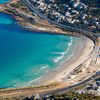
0;2;79;88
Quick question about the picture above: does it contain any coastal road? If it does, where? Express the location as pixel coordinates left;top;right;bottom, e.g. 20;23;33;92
42;71;100;97
22;0;100;40
0;71;100;98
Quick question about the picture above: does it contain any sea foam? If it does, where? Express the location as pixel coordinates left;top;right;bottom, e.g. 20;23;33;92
53;37;73;63
40;65;48;70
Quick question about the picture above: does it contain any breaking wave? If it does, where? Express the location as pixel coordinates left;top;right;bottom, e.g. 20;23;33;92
53;37;73;63
40;65;48;70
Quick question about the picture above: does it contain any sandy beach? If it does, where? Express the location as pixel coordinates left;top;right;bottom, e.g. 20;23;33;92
39;37;95;85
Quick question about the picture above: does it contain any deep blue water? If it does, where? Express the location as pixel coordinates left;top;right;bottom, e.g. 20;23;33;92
0;1;79;88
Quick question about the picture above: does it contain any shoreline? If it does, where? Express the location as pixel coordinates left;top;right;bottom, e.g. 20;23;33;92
25;36;81;86
39;37;94;85
0;0;100;98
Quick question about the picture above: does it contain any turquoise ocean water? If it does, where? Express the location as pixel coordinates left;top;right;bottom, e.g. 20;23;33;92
0;0;10;4
0;1;79;88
